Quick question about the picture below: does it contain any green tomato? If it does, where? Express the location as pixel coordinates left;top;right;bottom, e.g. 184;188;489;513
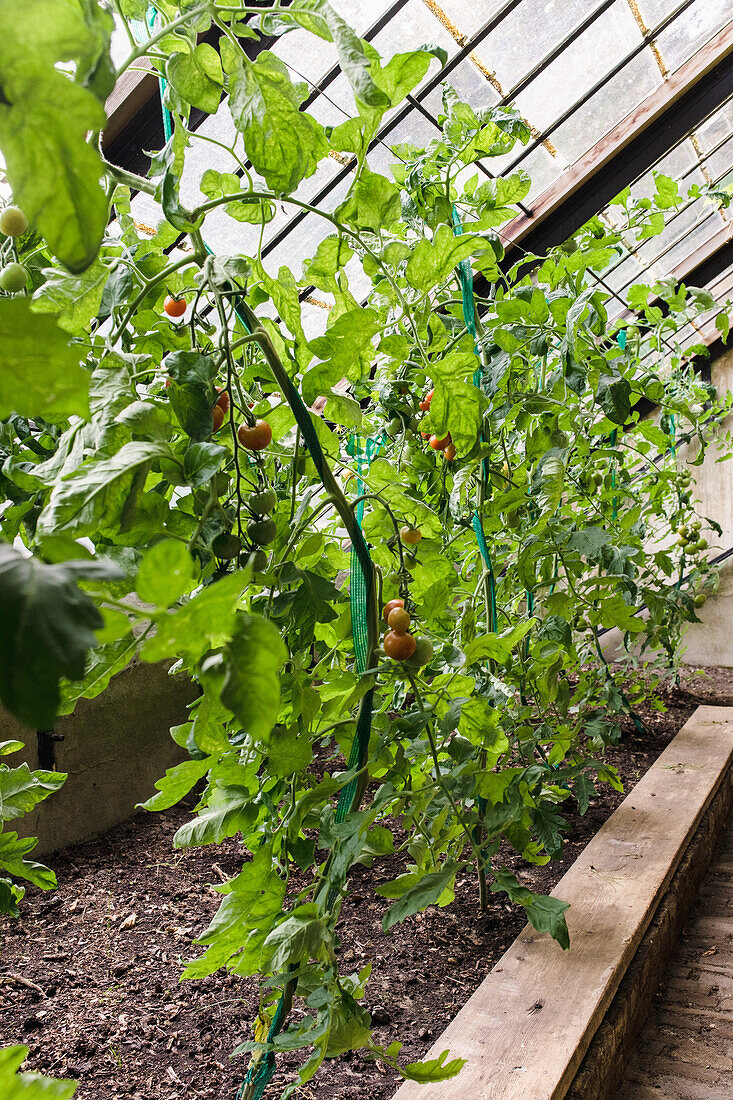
693;593;706;607
690;519;701;532
211;532;242;560
388;416;404;436
406;636;434;668
249;549;269;572
248;517;277;546
0;205;28;236
696;537;708;551
689;403;704;418
250;489;277;514
0;261;28;292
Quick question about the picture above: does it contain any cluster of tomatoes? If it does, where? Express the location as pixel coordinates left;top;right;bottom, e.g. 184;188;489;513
0;205;29;292
210;385;273;452
380;598;434;668
382;598;416;660
418;388;456;461
162;295;273;452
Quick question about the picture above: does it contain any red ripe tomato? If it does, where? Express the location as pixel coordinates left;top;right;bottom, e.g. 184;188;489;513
444;443;457;461
400;526;422;545
382;598;404;622
420;431;431;440
212;404;225;432
164;295;186;318
384;630;417;661
419;388;434;412
215;387;230;412
165;378;172;389
429;433;451;451
388;606;411;632
237;419;272;451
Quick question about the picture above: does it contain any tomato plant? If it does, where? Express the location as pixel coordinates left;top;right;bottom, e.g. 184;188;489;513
0;2;729;1095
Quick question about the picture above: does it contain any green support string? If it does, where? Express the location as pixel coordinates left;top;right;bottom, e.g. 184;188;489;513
136;13;376;1098
450;208;497;632
592;328;644;736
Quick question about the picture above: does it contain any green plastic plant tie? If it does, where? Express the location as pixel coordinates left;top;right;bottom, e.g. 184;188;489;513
610;427;619;522
146;7;174;141
610;332;626;522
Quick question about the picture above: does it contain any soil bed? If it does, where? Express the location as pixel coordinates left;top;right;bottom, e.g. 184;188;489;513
1;667;729;1100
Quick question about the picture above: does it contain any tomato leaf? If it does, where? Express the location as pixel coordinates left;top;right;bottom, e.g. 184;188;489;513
0;1042;77;1097
186;843;286;978
37;441;172;537
31;258;109;336
378;863;459;932
491;867;570;949
406;224;490;293
220;613;288;741
0;545;121;728
141;570;252;664
0;298;90;421
0;73;107;272
261;903;329;971
223;42;328;194
399;1049;467;1083
166;43;223;115
136;540;195;608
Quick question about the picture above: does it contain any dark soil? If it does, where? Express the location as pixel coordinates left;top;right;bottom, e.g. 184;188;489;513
1;666;729;1100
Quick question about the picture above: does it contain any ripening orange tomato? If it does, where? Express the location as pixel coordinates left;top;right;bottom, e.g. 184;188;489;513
400;527;422;545
164;295;186;318
384;630;417;661
382;598;404;622
429;433;451;451
237;419;272;451
388;607;411;632
212;404;225;432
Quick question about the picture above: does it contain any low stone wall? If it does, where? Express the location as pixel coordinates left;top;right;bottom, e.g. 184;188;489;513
4;660;196;856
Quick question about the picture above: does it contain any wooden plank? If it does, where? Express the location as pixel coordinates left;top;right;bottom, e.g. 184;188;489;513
392;707;733;1100
102;63;157;150
619;806;733;1098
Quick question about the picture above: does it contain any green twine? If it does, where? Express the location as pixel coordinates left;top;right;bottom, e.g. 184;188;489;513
450;208;497;626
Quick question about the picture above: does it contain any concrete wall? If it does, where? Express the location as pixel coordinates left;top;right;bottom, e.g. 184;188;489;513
603;344;733;667
4;659;196;855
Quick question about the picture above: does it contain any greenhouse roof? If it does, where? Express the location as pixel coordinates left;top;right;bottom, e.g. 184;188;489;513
104;0;733;354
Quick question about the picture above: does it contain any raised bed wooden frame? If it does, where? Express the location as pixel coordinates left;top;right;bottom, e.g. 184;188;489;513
393;705;733;1100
